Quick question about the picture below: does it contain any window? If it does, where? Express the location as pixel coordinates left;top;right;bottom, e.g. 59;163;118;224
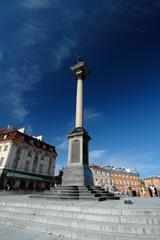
3;134;8;140
29;139;34;145
28;151;32;157
0;157;4;166
32;153;39;172
12;147;21;169
39;164;43;173
43;144;46;149
25;161;30;170
19;135;25;141
47;158;52;174
4;145;8;151
49;147;53;152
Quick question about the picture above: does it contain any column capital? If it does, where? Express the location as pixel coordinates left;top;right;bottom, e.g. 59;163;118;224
70;61;90;80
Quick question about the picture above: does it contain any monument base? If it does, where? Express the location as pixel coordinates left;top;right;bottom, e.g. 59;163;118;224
62;165;93;186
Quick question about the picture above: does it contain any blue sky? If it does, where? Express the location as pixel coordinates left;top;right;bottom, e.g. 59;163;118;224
0;0;160;178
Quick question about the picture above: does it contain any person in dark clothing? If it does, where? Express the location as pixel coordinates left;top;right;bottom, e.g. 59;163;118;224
57;170;63;186
19;180;26;191
148;185;153;197
154;186;158;197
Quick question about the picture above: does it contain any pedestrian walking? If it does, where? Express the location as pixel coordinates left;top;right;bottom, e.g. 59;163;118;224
150;185;155;197
148;185;153;197
154;185;158;197
141;186;146;197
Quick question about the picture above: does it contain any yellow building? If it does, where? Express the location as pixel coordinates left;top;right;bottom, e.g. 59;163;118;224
144;176;160;189
90;165;140;193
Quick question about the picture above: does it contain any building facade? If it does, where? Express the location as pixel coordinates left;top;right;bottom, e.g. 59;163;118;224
90;165;140;193
0;126;57;190
144;176;160;189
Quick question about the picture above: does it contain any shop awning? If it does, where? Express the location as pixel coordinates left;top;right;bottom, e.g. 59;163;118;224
6;172;43;181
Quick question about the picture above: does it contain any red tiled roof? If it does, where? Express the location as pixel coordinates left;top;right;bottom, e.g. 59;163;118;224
0;128;57;155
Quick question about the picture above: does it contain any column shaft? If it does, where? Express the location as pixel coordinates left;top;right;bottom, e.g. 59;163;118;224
75;77;83;128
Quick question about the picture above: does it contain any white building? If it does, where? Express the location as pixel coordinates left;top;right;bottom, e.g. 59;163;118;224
0;125;57;190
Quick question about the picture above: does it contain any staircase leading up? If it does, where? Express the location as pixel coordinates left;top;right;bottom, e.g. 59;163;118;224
0;199;159;240
29;185;120;201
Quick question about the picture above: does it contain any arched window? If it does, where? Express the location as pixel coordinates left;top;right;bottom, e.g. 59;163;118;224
32;152;39;172
28;150;32;157
12;147;21;169
47;157;52;175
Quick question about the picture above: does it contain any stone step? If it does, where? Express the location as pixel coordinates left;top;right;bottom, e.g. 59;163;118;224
42;186;117;201
44;191;113;197
30;193;108;201
30;195;80;200
1;201;160;216
0;210;160;235
50;190;91;193
0;217;159;240
0;205;160;225
30;195;114;201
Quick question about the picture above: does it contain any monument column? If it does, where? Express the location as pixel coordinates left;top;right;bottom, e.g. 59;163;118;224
75;75;83;128
62;56;93;186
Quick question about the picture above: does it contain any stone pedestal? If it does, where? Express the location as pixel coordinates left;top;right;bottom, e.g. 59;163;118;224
62;165;93;186
62;127;93;186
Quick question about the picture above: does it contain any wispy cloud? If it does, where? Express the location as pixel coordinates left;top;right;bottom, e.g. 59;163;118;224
84;108;102;121
22;0;51;9
25;124;33;134
53;135;68;151
55;163;64;175
0;1;84;123
0;64;41;122
52;37;77;71
89;147;159;178
57;139;68;151
106;149;154;170
89;149;107;163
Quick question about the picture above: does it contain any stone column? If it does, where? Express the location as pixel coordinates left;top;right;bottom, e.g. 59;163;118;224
75;76;83;128
62;58;93;186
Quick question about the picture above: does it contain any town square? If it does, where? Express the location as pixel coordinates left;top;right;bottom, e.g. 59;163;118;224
0;0;160;239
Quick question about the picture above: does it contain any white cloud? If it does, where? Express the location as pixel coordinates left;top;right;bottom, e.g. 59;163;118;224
84;108;102;121
52;37;77;71
89;148;159;177
104;149;160;178
53;136;68;151
22;0;51;9
0;1;84;123
57;139;68;150
106;149;154;170
25;124;33;134
0;65;41;122
55;163;64;175
20;21;48;47
89;149;107;163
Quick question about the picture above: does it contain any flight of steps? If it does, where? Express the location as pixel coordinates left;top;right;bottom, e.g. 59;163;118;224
0;200;159;240
29;186;120;201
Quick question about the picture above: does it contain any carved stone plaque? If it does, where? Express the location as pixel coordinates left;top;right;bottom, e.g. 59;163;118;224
70;140;80;163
